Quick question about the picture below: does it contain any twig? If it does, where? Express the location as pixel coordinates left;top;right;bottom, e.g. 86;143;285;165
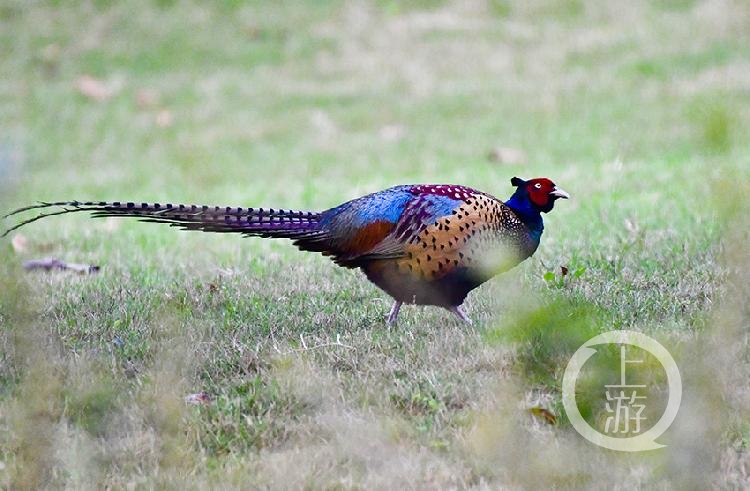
23;257;100;274
276;333;355;355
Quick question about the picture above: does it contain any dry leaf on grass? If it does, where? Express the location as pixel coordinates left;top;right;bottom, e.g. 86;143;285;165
379;124;407;142
528;406;557;425
185;391;211;405
310;109;338;136
76;75;112;101
135;89;159;108
11;233;28;253
41;43;61;62
487;146;527;165
155;109;173;127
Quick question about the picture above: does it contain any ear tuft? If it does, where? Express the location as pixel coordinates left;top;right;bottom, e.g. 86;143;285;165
510;177;526;187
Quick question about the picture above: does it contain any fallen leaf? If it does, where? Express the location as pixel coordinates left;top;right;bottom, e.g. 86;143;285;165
76;75;112;101
185;391;211;405
487;146;527;165
11;233;27;253
135;89;159;108
155;109;173;127
41;43;61;62
379;124;407;142
528;406;557;425
310;109;338;137
40;43;61;77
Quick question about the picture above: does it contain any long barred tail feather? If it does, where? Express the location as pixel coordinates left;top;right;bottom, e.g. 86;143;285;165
2;201;329;247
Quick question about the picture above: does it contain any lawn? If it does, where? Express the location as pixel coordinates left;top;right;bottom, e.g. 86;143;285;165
1;0;749;488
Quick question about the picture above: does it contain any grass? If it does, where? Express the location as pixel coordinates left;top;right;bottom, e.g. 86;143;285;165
1;0;749;488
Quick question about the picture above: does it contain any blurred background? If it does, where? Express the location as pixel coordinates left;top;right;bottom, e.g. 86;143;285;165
1;0;749;488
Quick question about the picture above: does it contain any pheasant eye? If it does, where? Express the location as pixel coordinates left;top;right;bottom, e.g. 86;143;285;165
534;183;542;189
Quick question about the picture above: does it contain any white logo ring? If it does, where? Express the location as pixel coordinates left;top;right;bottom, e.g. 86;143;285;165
562;330;682;452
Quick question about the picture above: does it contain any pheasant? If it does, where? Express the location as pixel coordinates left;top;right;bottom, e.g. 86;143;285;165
3;176;568;324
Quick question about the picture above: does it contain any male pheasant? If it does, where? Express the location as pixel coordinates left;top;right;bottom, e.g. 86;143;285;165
3;176;568;324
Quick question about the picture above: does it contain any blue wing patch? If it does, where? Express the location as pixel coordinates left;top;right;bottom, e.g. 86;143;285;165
318;186;414;229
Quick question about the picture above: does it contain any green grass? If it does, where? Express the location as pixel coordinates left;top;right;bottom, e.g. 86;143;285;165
1;0;750;488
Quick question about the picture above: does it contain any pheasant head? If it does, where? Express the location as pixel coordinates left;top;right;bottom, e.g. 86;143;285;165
507;176;569;214
502;176;569;244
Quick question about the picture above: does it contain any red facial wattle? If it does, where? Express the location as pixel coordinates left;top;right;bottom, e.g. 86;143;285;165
527;179;554;208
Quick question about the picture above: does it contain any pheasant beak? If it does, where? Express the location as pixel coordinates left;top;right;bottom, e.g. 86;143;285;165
550;186;570;200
